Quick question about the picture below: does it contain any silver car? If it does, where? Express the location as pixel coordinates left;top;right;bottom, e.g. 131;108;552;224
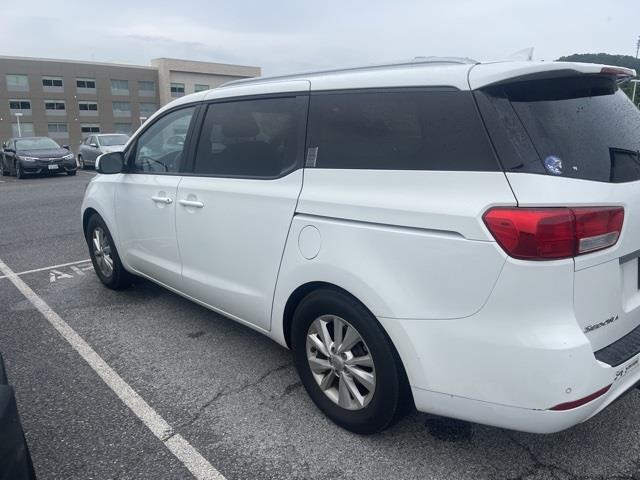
77;134;129;169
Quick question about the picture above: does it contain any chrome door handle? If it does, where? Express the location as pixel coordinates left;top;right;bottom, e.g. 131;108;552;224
151;196;173;205
179;199;204;208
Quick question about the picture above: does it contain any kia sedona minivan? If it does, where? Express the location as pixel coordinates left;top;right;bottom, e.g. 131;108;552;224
81;57;640;434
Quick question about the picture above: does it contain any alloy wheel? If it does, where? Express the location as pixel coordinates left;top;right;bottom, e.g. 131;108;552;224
306;315;376;410
92;227;114;277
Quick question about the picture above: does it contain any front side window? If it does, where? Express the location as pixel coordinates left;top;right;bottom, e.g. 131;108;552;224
193;96;308;178
194;84;210;92
132;106;195;173
307;90;498;171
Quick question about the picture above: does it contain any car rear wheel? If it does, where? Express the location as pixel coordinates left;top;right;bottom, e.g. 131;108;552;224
67;170;76;176
291;288;411;434
79;156;86;169
87;214;131;290
1;160;8;176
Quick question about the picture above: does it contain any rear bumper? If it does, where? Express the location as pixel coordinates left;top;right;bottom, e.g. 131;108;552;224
379;256;640;433
411;369;640;434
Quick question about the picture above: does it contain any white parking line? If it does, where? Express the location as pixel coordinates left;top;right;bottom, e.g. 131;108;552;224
0;259;91;280
0;256;225;480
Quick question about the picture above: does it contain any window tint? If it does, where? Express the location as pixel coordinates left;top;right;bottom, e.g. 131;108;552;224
194;96;308;178
133;106;195;173
307;90;498;171
477;77;640;183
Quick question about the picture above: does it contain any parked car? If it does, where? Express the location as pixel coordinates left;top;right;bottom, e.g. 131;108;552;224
77;134;130;169
1;137;76;179
81;57;640;435
0;353;36;479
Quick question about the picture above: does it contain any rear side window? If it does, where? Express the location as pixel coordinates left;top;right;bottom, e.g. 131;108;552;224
194;96;308;178
306;90;499;171
476;76;640;183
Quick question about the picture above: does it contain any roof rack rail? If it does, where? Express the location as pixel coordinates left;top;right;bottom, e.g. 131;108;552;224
221;56;478;88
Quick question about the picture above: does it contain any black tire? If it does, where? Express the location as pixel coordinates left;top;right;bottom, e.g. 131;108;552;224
291;288;411;434
15;162;24;179
79;156;86;169
1;161;8;176
67;170;77;176
86;214;131;290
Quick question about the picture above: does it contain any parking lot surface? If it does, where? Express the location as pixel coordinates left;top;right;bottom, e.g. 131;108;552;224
2;171;640;480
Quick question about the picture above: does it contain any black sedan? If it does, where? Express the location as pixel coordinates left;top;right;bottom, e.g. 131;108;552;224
1;137;77;179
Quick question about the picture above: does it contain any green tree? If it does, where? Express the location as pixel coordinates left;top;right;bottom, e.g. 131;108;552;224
557;53;639;101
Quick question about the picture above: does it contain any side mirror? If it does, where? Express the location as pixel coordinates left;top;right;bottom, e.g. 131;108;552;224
90;143;98;148
96;151;124;174
62;144;70;150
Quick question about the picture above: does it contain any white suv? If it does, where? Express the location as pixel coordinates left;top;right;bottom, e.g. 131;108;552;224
82;58;640;434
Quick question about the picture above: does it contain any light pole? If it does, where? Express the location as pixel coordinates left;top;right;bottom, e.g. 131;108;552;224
12;112;23;137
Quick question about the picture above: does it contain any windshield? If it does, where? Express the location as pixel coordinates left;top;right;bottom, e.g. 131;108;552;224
99;134;129;146
477;76;640;183
15;137;61;150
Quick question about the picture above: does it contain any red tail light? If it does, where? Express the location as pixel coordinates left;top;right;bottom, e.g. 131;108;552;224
483;207;624;260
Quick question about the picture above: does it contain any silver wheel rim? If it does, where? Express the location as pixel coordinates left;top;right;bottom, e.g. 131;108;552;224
92;227;114;277
306;315;376;410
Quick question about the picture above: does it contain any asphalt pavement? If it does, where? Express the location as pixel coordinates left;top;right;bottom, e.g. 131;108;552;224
1;171;640;480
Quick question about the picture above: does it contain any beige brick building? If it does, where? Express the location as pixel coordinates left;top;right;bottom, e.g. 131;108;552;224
0;55;260;151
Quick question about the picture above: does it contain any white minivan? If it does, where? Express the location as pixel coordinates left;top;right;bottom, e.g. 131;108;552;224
82;57;640;434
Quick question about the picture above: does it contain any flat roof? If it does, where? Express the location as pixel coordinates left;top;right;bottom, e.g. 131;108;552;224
0;55;157;70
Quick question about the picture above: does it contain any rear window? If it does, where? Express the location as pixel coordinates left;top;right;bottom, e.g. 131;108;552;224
306;90;499;171
476;76;640;183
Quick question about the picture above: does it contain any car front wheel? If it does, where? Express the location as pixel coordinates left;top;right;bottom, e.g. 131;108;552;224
291;289;411;434
87;214;131;289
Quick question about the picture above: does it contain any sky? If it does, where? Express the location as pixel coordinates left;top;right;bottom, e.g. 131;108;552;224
2;0;639;75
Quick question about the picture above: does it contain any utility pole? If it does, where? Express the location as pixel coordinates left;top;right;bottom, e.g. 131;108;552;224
637;35;640;59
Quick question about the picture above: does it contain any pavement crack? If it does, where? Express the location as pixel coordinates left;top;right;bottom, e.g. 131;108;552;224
180;362;292;429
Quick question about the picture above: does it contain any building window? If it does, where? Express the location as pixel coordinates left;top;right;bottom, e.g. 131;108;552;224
11;122;35;137
76;78;96;89
170;83;185;97
114;123;132;134
112;101;131;116
79;101;98;112
42;76;64;88
139;103;158;116
45;100;66;111
81;124;100;136
138;81;155;95
111;79;129;94
9;100;31;111
6;74;29;91
194;84;210;92
47;123;68;133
